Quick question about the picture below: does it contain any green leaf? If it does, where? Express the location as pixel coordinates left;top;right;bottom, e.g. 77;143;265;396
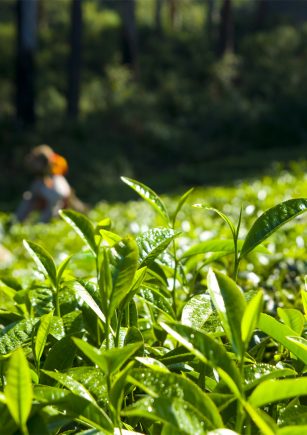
161;322;242;391
66;367;107;405
286;336;307;352
23;240;57;288
42;336;77;383
240;198;307;258
302;286;307;319
4;348;33;430
136;228;179;267
0;318;39;355
109;237;139;316
243;401;276;435
28;287;54;316
207;269;246;357
258;314;307;364
139;287;175;320
249;377;307;407
193;205;236;238
99;229;122;246
241;290;263;348
34;310;53;368
277;308;305;335
122;396;209;434
119;266;147;311
128;368;223;428
182;239;269;258
74;338;141;375
41;370;98;404
34;385;113;433
59;209;97;256
244;363;297;391
56;255;72;284
121;177;170;223
181;294;213;329
278;426;307;435
110;361;135;417
73;281;106;324
172;187;194;226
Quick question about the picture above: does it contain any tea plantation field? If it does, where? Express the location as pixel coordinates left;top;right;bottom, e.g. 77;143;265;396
0;166;306;435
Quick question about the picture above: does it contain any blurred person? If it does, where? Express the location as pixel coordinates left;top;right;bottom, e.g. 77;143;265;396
16;145;86;223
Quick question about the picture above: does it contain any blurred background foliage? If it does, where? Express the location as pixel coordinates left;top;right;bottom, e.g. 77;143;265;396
0;0;307;210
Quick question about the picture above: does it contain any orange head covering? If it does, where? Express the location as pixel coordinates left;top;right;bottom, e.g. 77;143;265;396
51;153;68;175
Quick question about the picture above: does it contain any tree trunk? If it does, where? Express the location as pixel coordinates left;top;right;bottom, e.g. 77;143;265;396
254;0;268;30
217;0;234;56
155;0;163;35
67;0;82;119
16;0;38;126
119;0;139;78
206;0;214;48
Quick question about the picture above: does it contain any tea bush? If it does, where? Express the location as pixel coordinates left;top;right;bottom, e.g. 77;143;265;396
0;168;306;434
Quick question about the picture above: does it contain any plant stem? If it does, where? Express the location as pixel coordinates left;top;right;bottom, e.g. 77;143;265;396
172;239;178;317
55;286;61;317
236;353;246;433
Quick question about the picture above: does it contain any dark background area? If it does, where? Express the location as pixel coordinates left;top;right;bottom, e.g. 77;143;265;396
0;0;307;210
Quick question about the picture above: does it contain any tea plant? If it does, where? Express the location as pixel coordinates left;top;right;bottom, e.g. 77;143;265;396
0;175;306;434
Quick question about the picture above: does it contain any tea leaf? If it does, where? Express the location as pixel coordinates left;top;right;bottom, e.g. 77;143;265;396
139;287;175;320
286;336;307;352
241;290;263;348
66;367;107;404
23;240;57;289
74;339;141;375
278;426;307;435
0;318;39;355
181;294;213;329
240;198;307;258
122;396;210;433
110;361;135;417
207;269;246;357
249;377;307;407
41;370;98;404
161;322;242;390
244;363;296;390
121;177;170;223
182;239;269;258
59;209;97;255
136;228;179;267
258;314;307;364
193;205;236;238
109;237;139;316
34;385;113;432
172;187;194;226
56;255;72;284
4;348;33;430
128;368;223;428
73;281;106;324
34;310;53;368
42;336;77;381
277;308;305;335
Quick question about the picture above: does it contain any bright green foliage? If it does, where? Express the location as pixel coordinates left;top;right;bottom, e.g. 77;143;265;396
0;175;306;433
4;348;33;434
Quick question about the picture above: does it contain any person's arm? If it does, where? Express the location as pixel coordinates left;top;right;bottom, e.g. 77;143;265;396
15;191;35;222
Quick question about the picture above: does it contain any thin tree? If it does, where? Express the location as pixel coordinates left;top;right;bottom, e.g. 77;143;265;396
155;0;163;35
217;0;234;56
67;0;82;119
119;0;139;78
16;0;38;126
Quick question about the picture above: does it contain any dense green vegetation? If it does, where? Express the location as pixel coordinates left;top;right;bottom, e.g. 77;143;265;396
1;0;307;207
0;168;306;434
